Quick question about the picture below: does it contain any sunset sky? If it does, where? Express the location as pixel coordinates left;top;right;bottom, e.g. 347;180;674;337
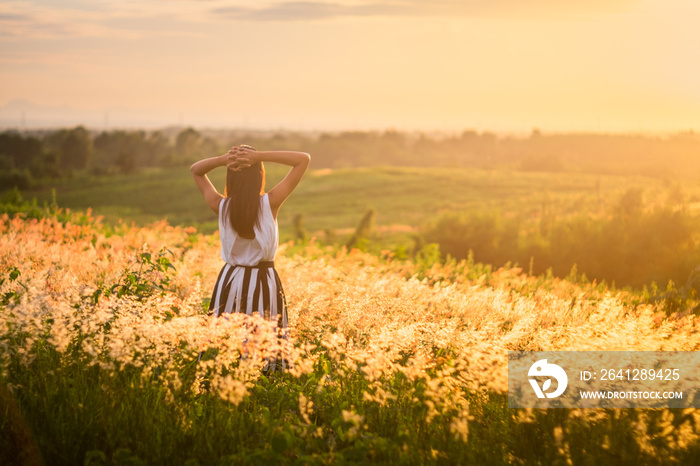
1;0;698;132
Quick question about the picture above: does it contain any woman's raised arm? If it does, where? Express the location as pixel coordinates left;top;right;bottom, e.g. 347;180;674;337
190;153;227;214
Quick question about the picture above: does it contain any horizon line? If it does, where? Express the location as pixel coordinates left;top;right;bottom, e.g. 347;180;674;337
0;122;696;139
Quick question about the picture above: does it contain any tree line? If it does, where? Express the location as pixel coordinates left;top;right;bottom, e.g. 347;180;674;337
2;126;700;190
0;126;220;189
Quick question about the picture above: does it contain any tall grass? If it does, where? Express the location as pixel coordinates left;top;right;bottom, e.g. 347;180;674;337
1;209;699;465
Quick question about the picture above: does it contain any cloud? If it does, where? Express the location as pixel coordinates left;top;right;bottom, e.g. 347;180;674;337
0;2;145;40
213;2;414;21
0;0;641;42
210;0;639;22
0;12;31;21
211;1;428;21
0;1;206;41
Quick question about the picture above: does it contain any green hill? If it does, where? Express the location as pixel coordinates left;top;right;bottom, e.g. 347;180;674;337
28;165;696;238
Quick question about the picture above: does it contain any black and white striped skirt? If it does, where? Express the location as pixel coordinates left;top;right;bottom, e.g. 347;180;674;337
208;261;289;371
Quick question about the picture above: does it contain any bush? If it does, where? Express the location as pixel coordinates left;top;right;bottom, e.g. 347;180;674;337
424;203;700;290
0;168;33;191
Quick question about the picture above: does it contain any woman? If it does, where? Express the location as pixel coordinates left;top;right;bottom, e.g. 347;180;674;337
190;145;310;372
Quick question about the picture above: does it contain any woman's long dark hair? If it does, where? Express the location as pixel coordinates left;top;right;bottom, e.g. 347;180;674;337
224;145;265;239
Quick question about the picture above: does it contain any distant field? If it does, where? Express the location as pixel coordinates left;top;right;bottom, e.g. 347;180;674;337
28;165;700;243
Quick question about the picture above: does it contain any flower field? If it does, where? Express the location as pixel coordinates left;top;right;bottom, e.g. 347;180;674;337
1;209;699;465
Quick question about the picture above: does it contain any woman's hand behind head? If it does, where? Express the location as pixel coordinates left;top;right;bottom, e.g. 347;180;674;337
227;146;259;171
226;152;252;172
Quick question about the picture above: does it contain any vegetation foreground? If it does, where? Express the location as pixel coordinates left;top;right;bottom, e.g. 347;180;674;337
1;208;699;465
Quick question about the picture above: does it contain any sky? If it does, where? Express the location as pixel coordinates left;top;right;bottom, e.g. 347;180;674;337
0;0;699;133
